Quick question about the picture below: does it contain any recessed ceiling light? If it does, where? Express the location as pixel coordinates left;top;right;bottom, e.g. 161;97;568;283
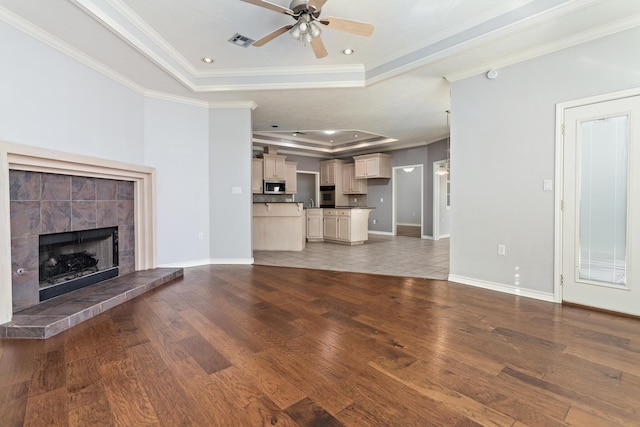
354;134;359;137
202;57;214;63
342;48;354;55
330;140;334;143
292;132;298;136
324;130;336;135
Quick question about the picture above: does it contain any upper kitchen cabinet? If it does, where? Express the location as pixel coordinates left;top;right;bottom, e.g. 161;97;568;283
263;154;286;180
342;163;367;194
354;153;392;179
285;162;297;194
252;158;264;194
320;159;344;186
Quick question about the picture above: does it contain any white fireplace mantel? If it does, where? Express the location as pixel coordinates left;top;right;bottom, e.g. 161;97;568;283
0;141;157;323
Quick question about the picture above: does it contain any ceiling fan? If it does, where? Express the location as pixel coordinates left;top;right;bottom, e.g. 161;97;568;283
240;0;374;58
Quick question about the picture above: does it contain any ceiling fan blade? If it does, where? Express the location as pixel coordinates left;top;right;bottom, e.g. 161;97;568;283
320;16;374;37
253;25;294;46
311;37;328;59
239;0;294;16
307;0;328;12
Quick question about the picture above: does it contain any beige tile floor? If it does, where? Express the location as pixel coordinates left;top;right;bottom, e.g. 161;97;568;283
253;234;450;280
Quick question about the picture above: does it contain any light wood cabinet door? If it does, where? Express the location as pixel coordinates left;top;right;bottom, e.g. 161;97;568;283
354;153;391;178
323;211;338;239
263;154;286;180
306;209;324;241
342;163;367;194
320;161;335;185
252;159;264;194
285;162;297;194
337;216;350;241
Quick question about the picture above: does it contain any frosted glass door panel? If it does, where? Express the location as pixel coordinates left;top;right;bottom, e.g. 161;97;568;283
578;116;628;285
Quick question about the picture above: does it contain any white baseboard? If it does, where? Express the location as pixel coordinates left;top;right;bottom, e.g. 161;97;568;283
421;235;434;240
368;231;394;236
210;258;254;265
448;275;556;303
158;257;254;268
397;222;421;226
157;258;213;268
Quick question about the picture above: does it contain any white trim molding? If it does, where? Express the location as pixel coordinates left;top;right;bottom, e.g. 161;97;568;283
0;141;157;323
211;258;255;265
449;275;556;303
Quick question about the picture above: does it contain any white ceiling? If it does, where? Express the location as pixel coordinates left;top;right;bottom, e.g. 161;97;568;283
1;0;639;157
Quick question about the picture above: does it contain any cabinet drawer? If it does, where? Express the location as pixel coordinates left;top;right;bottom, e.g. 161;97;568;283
337;210;351;216
324;209;337;216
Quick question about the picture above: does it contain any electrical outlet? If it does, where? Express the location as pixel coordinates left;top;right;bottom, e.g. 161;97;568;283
198;232;204;240
380;198;384;203
497;244;506;256
372;219;377;224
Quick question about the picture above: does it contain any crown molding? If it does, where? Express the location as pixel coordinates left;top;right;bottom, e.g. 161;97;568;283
0;5;146;95
69;0;197;91
444;12;640;82
366;0;598;85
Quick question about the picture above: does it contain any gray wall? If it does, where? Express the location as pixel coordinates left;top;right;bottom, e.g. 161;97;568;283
367;142;447;236
449;26;640;296
0;19;255;270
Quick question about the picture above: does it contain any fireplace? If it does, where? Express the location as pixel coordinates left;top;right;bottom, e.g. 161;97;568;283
8;170;138;312
38;227;119;301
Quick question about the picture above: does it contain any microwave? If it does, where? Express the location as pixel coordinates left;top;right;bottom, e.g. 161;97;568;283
263;180;286;194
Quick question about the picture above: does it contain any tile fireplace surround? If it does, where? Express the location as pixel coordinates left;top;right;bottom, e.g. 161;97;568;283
10;171;136;311
0;142;158;329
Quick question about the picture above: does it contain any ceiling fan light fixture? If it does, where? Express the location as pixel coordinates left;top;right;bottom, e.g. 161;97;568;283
342;48;354;55
309;22;322;38
304;32;313;44
289;24;302;40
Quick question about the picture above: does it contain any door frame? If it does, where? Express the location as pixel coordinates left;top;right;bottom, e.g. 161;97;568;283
554;86;640;304
295;170;320;207
433;159;450;240
392;164;423;238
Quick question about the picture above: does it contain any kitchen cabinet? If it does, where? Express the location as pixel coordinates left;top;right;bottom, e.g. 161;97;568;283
323;208;372;245
253;203;305;251
320;159;344;186
252;158;264;194
306;208;324;242
354;153;392;179
342;163;367;194
323;210;338;240
285;161;297;194
263;154;286;180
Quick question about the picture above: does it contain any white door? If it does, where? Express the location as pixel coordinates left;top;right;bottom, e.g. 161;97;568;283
562;96;640;315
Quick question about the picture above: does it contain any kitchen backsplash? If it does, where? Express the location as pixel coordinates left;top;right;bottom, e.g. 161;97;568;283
253;194;294;203
252;194;367;206
348;195;368;207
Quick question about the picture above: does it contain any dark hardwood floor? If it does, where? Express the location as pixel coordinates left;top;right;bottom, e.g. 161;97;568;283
1;265;639;426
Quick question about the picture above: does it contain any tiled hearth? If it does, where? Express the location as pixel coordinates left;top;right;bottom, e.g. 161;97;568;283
0;268;183;339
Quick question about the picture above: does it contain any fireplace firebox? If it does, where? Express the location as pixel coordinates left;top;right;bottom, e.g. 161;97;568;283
38;227;119;301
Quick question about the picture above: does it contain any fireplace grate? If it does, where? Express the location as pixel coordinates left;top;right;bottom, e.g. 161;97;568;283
38;226;119;301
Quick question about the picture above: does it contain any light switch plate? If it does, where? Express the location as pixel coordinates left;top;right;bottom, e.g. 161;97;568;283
231;186;242;195
543;179;553;191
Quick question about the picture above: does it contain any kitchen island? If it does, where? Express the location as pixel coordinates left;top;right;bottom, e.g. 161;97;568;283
253;202;305;251
322;207;373;245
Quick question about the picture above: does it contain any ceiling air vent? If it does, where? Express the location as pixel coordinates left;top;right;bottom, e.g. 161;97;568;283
228;33;254;47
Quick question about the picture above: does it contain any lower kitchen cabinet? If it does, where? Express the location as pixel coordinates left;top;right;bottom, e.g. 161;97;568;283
322;208;372;245
306;208;324;242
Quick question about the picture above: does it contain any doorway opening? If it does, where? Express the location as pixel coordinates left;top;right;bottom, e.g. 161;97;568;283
433;159;451;240
392;165;423;238
295;171;319;208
